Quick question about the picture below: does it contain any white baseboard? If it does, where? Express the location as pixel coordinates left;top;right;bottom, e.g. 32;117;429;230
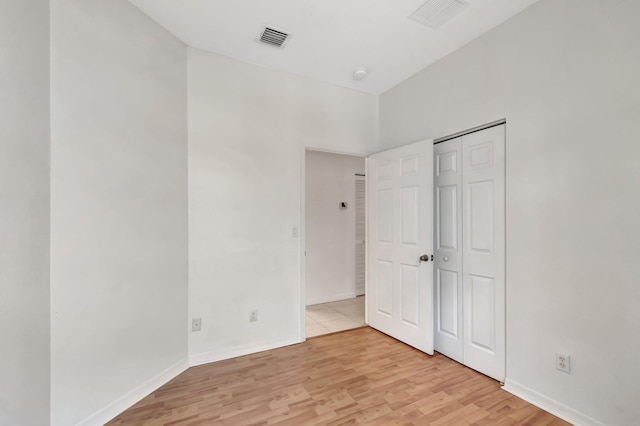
502;379;604;426
189;337;302;367
76;357;189;426
306;292;357;306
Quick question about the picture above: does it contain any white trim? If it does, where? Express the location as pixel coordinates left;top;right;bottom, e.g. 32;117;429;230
76;357;189;426
502;379;605;426
188;337;302;367
364;157;369;325
300;145;307;341
306;292;358;306
304;145;371;158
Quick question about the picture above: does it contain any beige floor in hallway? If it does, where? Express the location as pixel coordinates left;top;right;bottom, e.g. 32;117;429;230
306;295;365;337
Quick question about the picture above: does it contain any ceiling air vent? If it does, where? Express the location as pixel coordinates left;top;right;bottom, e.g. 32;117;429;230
409;0;469;29
259;27;290;48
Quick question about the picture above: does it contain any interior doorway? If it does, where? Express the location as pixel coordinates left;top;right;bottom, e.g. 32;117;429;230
304;149;366;337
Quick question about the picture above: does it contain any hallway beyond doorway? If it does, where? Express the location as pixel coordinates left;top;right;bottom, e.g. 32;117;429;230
306;296;365;337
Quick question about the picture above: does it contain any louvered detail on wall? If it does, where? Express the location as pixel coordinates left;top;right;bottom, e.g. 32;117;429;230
355;179;366;295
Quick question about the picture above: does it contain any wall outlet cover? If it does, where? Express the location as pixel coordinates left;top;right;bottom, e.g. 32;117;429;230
556;352;570;373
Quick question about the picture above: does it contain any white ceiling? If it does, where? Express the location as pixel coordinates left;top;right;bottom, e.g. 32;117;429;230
128;0;539;95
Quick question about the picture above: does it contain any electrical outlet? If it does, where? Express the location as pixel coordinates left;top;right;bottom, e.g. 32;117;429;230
556;352;570;373
249;309;258;323
192;318;201;332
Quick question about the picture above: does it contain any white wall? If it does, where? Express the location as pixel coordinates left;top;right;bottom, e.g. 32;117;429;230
50;0;189;424
188;48;377;364
305;151;365;305
0;1;50;424
379;0;640;424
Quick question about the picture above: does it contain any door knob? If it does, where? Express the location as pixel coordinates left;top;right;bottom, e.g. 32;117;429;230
443;256;449;262
419;254;430;262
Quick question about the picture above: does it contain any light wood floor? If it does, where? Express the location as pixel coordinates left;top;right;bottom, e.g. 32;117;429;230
108;327;569;425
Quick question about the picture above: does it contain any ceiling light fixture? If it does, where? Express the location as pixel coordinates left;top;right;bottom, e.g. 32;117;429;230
353;68;368;81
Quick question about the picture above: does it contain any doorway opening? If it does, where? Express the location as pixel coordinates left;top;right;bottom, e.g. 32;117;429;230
304;149;366;337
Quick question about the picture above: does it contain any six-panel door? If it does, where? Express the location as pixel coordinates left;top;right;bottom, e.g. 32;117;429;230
367;140;434;354
432;124;505;382
462;125;505;382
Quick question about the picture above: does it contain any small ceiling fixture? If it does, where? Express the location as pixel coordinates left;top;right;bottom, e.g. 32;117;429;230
353;68;368;81
258;26;290;49
409;0;469;29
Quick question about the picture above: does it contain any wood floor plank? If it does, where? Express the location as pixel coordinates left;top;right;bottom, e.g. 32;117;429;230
107;327;569;425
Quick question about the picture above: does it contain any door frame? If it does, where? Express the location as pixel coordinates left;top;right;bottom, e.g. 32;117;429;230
299;146;369;341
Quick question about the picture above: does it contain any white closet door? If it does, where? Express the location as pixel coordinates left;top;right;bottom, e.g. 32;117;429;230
434;137;464;363
367;140;434;354
433;124;505;382
462;125;505;382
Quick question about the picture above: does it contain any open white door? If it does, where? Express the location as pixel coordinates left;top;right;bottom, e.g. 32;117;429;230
367;140;434;354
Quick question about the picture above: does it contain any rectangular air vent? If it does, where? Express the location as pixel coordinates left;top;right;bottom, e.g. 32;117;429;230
259;27;290;48
409;0;469;29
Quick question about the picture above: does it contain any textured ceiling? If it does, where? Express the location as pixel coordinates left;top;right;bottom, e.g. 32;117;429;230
128;0;539;94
